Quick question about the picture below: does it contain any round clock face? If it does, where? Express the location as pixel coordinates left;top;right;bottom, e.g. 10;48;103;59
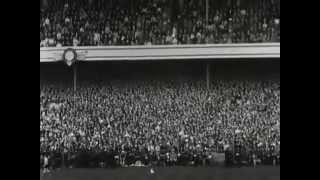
65;50;75;61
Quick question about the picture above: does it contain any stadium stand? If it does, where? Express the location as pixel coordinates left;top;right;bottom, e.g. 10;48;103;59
40;61;280;168
40;0;280;171
40;0;280;47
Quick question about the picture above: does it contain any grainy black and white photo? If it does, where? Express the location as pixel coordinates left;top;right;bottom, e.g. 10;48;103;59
40;0;280;179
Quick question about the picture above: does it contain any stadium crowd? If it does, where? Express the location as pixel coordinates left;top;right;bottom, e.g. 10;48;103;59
40;78;280;168
40;0;280;47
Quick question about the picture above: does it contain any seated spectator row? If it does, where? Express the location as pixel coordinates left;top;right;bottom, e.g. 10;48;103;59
40;0;280;47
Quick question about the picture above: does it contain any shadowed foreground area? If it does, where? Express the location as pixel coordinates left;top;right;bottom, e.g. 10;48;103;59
41;166;280;180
